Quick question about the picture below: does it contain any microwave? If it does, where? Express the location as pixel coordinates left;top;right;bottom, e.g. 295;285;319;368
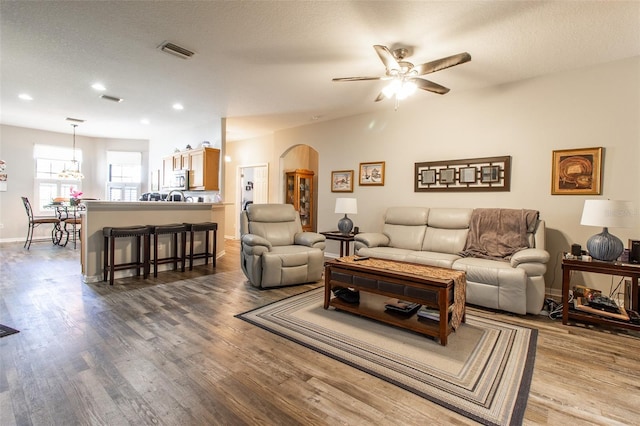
164;170;189;190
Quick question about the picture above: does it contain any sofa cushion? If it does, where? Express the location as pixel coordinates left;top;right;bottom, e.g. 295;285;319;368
356;246;414;262
383;224;427;250
427;208;473;229
381;207;430;250
420;208;472;254
453;257;526;286
405;251;462;268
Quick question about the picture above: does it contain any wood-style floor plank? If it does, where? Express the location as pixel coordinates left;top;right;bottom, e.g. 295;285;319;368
1;240;640;425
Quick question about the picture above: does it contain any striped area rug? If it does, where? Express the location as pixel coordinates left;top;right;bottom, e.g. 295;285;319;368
237;288;536;426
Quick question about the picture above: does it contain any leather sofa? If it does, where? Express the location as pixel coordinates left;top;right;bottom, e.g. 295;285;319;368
354;207;549;315
240;203;326;288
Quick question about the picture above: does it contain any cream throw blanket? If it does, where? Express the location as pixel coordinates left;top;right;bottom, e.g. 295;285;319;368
460;208;539;261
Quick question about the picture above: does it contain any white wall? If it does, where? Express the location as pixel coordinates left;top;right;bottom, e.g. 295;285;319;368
226;56;640;296
0;125;148;241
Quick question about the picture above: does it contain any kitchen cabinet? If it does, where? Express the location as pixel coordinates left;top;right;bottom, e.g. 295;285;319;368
285;169;314;232
162;147;220;190
188;147;220;190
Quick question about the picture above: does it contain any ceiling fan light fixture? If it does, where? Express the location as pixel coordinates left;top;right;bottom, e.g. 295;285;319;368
382;79;402;98
397;80;417;100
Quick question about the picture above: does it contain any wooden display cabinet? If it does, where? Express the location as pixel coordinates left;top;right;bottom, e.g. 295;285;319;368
286;169;314;232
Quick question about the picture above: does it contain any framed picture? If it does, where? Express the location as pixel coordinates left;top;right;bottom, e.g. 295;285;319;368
440;168;455;184
359;161;385;186
460;167;477;183
481;165;500;183
551;147;603;195
331;170;354;192
421;169;436;184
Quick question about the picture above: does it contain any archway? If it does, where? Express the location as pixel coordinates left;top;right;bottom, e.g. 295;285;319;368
280;144;319;231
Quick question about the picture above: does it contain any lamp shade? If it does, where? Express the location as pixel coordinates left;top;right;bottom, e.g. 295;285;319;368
335;198;357;214
580;200;636;261
580;200;635;228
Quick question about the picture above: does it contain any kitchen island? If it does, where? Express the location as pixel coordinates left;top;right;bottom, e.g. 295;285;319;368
80;201;225;283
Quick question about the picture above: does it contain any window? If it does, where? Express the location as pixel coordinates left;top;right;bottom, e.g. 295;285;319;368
33;145;82;212
106;151;142;201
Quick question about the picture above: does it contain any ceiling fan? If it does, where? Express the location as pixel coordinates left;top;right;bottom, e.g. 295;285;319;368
333;45;471;106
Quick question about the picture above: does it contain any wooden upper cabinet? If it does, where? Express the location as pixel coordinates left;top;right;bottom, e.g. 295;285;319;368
162;147;220;191
188;147;220;190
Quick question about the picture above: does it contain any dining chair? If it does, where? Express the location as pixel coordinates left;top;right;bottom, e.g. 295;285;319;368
21;196;60;250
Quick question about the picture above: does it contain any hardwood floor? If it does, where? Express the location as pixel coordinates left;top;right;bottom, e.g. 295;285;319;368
1;240;639;425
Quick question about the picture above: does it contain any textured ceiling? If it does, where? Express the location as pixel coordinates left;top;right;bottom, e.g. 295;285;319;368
1;1;639;141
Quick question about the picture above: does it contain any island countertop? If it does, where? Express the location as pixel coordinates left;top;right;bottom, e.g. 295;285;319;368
80;201;225;282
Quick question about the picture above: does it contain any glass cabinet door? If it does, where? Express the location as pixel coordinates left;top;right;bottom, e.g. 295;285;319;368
285;169;314;232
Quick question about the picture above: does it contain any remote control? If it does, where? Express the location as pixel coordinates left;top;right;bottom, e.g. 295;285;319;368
353;256;369;261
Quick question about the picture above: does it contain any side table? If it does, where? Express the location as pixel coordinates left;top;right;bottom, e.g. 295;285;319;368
562;257;640;331
320;231;356;257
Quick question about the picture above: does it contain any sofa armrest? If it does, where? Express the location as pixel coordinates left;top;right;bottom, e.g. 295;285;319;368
510;248;550;267
354;232;390;248
295;232;326;249
241;233;272;255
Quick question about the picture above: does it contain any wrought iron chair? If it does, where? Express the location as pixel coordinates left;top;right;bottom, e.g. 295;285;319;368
21;196;60;250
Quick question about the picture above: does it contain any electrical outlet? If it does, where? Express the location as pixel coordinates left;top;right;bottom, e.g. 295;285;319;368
0;223;4;229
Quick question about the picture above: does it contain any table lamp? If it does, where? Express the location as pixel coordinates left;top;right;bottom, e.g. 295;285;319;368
335;198;357;235
580;200;635;261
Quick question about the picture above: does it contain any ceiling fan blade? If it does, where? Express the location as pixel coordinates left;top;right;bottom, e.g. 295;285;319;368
411;78;450;95
373;45;400;72
413;52;471;76
374;92;386;102
332;76;384;82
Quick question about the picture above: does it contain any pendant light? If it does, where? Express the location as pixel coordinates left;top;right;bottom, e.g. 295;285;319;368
58;124;84;180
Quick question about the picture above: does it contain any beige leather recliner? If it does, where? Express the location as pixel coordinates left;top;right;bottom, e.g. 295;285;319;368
240;203;326;288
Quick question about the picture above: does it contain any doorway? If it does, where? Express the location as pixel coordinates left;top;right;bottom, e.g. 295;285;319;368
236;163;268;237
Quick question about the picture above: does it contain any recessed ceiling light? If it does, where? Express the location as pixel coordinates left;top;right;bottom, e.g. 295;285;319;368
140;119;150;125
91;83;106;91
18;93;33;101
172;103;184;110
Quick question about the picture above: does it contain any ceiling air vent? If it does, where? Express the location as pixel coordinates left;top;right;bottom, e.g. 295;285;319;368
100;94;123;103
159;41;195;59
66;117;85;123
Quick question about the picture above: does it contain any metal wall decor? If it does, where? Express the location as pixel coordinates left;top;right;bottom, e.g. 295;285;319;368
415;156;511;192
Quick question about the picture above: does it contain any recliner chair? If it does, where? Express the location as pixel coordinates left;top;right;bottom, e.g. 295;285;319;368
240;203;326;288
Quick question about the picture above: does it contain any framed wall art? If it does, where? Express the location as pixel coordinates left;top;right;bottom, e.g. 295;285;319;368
359;161;385;186
415;156;511;192
551;147;603;195
331;170;354;192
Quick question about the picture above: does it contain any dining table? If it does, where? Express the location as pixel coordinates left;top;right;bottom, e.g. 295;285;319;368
45;203;84;247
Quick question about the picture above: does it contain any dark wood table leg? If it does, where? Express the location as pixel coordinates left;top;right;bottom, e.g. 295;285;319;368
562;264;571;325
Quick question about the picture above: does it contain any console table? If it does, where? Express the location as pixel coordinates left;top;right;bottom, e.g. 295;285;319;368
321;231;356;257
562;258;640;331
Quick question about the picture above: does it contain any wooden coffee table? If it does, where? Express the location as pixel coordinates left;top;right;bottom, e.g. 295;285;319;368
324;257;466;346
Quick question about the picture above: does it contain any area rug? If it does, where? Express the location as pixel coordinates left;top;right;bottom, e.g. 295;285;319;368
236;288;537;426
0;324;20;338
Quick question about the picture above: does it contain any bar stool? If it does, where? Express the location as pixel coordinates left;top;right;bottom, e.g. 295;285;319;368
103;225;151;285
185;222;218;270
150;223;188;277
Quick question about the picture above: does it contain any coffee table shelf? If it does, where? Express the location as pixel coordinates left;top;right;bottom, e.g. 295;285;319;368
329;295;443;336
